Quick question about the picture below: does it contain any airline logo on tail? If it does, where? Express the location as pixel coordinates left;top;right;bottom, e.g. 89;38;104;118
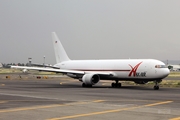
128;62;146;77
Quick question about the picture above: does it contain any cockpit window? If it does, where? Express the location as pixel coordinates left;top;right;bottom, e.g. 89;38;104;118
155;65;167;68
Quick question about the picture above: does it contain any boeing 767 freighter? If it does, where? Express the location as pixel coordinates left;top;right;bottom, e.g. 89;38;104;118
11;32;170;90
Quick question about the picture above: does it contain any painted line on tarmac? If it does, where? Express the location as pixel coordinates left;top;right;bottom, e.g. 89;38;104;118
93;100;105;103
0;100;105;113
47;101;173;120
0;101;7;104
59;79;81;85
60;82;66;85
170;117;180;120
0;92;62;100
144;101;173;107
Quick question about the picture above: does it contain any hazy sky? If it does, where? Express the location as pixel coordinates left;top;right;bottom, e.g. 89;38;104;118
0;0;180;64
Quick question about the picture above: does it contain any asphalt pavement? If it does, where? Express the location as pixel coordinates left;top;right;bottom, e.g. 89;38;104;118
0;74;179;120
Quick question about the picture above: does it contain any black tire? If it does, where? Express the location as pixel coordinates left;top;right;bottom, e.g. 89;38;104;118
82;83;86;87
154;86;159;90
82;83;92;88
118;83;121;88
87;85;92;88
111;83;115;88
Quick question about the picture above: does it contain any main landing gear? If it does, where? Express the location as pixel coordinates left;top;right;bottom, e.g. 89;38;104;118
111;80;121;88
82;83;92;88
154;80;162;90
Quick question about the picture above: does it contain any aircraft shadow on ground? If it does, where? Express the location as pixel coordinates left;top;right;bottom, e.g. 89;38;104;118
16;82;169;91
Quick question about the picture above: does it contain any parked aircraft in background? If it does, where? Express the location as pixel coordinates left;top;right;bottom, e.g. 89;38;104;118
168;64;180;71
11;32;170;90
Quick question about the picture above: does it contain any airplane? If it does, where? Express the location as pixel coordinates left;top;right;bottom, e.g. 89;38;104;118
11;32;170;90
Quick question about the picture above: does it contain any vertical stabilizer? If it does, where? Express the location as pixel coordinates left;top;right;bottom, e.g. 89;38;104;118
52;32;70;63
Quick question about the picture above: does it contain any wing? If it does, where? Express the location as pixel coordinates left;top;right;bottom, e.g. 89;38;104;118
30;63;60;69
11;66;113;76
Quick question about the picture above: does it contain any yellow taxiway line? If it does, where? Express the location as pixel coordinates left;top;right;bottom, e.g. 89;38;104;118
0;101;7;104
47;101;173;120
0;100;105;113
170;117;180;120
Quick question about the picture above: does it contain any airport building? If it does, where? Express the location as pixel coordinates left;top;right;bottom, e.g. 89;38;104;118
168;64;180;71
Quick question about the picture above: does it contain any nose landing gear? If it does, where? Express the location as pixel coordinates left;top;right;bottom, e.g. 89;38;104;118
154;85;159;90
154;80;162;90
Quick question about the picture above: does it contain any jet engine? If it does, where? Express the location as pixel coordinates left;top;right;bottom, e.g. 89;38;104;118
22;69;28;73
134;81;148;84
82;74;100;86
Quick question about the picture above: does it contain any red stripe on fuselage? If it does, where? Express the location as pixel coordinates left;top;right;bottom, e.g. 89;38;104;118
71;69;130;72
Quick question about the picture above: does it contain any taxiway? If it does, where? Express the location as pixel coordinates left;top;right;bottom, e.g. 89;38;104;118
0;75;179;120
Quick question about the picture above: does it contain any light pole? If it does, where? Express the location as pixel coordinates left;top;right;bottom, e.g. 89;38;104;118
43;56;45;67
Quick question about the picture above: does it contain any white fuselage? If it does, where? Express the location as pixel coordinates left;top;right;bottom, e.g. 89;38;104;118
54;59;170;81
11;32;170;89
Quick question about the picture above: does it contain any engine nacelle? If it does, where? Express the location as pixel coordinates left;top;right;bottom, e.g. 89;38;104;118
82;74;100;85
22;69;28;73
134;81;148;84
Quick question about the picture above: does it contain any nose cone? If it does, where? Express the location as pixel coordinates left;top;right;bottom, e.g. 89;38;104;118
162;68;170;78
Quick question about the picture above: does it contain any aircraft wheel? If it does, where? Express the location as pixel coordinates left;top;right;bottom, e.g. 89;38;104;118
154;86;159;90
111;83;121;88
87;85;92;88
118;83;122;88
111;83;115;88
82;83;92;88
154;80;160;90
82;83;86;87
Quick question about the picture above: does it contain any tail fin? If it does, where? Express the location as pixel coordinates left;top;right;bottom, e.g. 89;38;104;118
52;32;70;63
